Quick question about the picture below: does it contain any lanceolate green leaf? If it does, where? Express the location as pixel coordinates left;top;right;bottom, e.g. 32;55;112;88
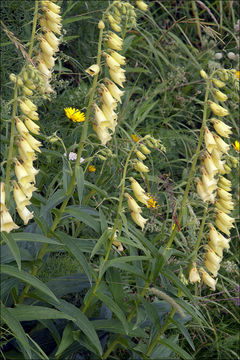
161;269;194;301
1;232;21;270
90;228;112;259
65;206;100;233
5;232;60;245
95;290;129;334
1;302;31;358
55;323;75;357
0;265;59;304
54;300;102;356
8;305;75;321
158;337;192;360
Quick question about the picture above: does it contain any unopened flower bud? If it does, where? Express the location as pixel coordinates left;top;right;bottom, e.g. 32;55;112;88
98;20;105;29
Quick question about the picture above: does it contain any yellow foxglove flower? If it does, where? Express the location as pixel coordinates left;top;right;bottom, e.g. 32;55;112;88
201;167;217;193
45;1;61;14
108;50;126;65
212;78;225;88
208;101;229;117
215;200;231;214
15;160;32;186
211;151;226;174
24;117;40;135
189;263;201;283
109;68;126;87
45;9;61;23
205;247;222;265
0;209;19;233
204;259;219;277
13;181;31;209
41;52;55;69
209;224;230;250
100;85;117;110
23;162;39;182
45;19;62;34
215;218;231;236
211;118;232;138
130;177;149;206
25;133;42;152
20;183;37;199
140;144;151;154
218;198;234;211
196;178;213;202
134;161;149;173
18;137;35;160
93;104;107;125
85;64;100;77
216;211;234;227
204;127;216;153
105;78;124;103
19;100;31;116
92;124;112;146
136;1;148;11
213;89;228;102
110;22;122;33
17;206;34;225
40;37;55;57
232;140;240;152
24;98;37;112
203;153;218;176
0;182;5;211
135;150;146;161
45;30;59;51
217;187;232;201
200;268;217;291
106;35;122;51
125;193;142;213
102;102;117;121
200;69;208;79
38;60;51;78
218;176;231;187
131;211;147;231
217;181;231;192
103;52;120;70
213;134;230;153
15;117;29;137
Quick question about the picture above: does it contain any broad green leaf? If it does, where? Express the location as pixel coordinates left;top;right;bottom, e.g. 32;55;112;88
92;319;147;338
65;206;100;233
55;323;74;357
107;261;147;280
56;232;92;283
46;273;91;297
5;232;60;245
1;278;18;299
158;337;192;360
1;245;33;264
1;232;21;270
75;165;84;205
45;189;67;212
95;291;129;334
8;305;75;321
1;303;31;358
54;300;102;356
90;229;112;259
0;265;59;304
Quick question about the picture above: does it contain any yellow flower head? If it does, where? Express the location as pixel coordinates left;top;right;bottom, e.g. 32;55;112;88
131;134;140;142
232;140;240;152
146;193;159;209
64;107;85;122
88;165;96;172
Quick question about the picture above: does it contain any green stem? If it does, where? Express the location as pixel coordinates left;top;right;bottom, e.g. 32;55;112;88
146;308;176;356
5;82;18;207
28;0;39;58
165;78;211;249
81;140;141;314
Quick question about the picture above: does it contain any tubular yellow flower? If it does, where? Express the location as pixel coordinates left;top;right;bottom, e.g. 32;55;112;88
24;98;37;112
218;198;234;211
212;78;225;88
40;37;55;57
205;247;222;265
200;268;217;291
215;218;231;236
135;150;146;161
105;78;124;103
93;124;111;146
203;153;218;176
217;187;232;201
0;209;19;233
134;161;149;173
208;101;229;117
64;107;85;123
85;64;100;77
200;69;208;79
38;60;51;78
125;193;142;213
88;165;96;173
204;127;216;153
136;1;148;11
45;30;59;52
109;68;126;88
213;134;230;153
25;133;42;152
216;211;234;227
201;167;217;193
13;181;31;209
45;9;61;23
108;50;126;65
106;35;122;51
209;224;230;251
140;144;151;154
24;117;40;135
100;85;117;110
232;140;240;152
131;211;147;231
45;19;62;34
20;183;37;199
211;119;232;138
103;52;120;70
130;177;149;206
45;1;61;14
189;263;201;283
17;206;34;225
15;160;32;186
204;259;220;277
213;89;228;102
15;117;29;137
215;200;231;214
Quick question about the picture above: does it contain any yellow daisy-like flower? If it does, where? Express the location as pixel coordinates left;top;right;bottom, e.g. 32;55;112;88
64;107;85;122
131;134;140;142
235;70;240;80
232;140;240;152
146;193;158;208
88;165;96;172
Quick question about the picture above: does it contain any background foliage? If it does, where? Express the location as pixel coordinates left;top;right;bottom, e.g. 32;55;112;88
0;0;239;359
